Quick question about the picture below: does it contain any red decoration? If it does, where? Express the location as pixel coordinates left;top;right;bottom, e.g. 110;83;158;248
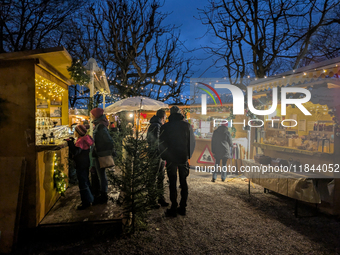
140;113;147;119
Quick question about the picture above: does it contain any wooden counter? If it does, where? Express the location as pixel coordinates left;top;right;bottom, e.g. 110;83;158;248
253;142;334;178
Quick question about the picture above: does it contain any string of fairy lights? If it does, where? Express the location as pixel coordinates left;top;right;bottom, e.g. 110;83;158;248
35;74;66;102
69;61;340;109
70;78;191;108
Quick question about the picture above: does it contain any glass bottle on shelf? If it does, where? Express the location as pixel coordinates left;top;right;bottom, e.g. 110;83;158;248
36;118;40;130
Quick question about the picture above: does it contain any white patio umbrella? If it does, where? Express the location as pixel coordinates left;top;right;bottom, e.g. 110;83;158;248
104;96;168;115
104;96;168;134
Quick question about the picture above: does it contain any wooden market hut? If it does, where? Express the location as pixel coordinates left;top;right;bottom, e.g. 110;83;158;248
244;57;340;215
0;46;73;253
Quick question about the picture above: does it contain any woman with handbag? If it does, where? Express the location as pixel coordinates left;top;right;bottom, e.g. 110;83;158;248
90;108;115;204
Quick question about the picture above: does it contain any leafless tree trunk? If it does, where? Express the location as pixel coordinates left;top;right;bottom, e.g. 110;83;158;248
65;0;192;106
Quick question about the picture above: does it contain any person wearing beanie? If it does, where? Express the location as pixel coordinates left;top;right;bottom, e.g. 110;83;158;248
90;107;104;120
170;105;181;115
159;106;196;217
66;124;94;210
90;108;114;204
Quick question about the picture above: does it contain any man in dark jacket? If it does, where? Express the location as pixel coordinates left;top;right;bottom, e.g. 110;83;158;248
90;108;114;204
211;124;233;182
146;109;169;208
160;106;196;217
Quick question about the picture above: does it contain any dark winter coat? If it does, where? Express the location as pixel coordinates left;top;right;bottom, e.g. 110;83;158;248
159;113;196;164
67;139;90;170
92;123;114;158
147;115;163;153
211;125;233;159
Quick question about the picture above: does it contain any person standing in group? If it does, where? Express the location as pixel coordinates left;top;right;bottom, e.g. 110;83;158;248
90;108;114;204
147;109;169;208
211;123;233;182
160;106;196;217
66;124;94;210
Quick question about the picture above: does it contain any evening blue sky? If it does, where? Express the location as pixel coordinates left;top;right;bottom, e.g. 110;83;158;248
161;0;225;79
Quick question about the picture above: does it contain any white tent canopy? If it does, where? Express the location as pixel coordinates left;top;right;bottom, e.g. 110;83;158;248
104;96;168;115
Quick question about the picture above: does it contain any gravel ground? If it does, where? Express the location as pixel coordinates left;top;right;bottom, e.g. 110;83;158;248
29;172;340;255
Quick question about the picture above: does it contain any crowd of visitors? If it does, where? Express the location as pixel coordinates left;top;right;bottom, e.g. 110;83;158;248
65;106;232;217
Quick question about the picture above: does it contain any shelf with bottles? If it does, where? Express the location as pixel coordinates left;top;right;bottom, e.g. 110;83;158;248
36;109;54;130
260;129;334;154
36;125;71;146
311;120;334;132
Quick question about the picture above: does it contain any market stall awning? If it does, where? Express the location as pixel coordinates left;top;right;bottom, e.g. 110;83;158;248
248;57;340;92
104;96;168;114
84;58;110;94
0;46;73;85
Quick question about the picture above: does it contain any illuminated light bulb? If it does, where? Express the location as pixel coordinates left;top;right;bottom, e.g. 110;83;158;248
303;72;307;75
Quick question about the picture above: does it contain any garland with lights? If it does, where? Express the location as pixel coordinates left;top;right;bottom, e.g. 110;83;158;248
53;154;67;195
67;59;90;85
